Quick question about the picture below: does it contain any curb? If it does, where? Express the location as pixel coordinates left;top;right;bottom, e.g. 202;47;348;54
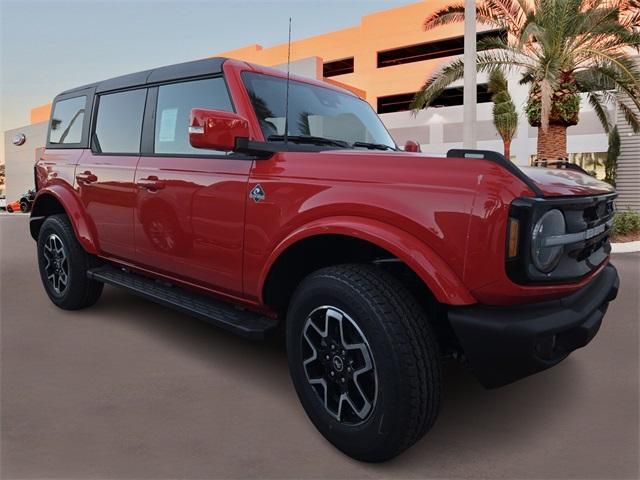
611;241;640;253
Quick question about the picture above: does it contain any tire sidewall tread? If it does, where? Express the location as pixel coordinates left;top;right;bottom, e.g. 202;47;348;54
286;263;442;462
37;214;103;310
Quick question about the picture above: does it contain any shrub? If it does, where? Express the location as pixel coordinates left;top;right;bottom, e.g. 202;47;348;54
611;210;640;236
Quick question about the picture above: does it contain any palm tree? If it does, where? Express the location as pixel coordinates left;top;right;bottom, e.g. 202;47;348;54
411;0;640;160
487;68;518;159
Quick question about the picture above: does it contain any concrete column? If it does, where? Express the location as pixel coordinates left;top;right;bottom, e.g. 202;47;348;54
429;114;444;144
463;0;477;149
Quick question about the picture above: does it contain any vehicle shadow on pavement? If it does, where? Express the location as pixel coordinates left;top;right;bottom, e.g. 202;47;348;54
92;285;584;474
95;286;292;393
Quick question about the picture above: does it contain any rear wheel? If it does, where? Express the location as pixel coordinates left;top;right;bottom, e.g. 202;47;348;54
286;264;441;462
37;214;103;310
20;201;29;213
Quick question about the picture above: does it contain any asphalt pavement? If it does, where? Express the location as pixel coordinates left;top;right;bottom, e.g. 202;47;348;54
1;214;638;479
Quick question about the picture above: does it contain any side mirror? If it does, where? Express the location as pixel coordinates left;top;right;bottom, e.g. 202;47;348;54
404;140;421;152
189;108;250;151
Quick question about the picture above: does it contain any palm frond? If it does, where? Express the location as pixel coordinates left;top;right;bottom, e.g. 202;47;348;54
587;63;640;110
423;0;527;31
587;91;613;133
411;51;529;111
423;3;467;30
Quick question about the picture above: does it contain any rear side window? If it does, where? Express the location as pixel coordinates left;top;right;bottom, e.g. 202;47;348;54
93;89;147;154
154;77;233;155
49;96;86;144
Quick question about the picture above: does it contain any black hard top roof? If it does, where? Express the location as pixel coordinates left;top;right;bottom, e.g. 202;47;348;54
58;57;227;96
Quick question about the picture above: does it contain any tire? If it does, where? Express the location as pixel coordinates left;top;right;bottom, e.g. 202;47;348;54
20;201;29;213
37;214;104;310
286;264;442;462
6;206;13;213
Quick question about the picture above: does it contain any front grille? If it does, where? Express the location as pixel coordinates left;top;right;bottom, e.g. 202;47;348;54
563;196;615;262
507;192;617;284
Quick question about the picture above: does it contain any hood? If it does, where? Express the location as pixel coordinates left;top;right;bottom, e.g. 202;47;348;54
519;166;615;197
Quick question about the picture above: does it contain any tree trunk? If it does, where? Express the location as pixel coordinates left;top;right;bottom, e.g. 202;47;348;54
537;123;568;160
503;139;511;161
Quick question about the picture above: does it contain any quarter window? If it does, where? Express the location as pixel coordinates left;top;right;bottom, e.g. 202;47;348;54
93;89;146;154
49;96;86;145
154;77;233;155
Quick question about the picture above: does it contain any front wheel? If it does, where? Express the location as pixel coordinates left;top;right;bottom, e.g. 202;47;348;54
37;214;104;310
286;264;442;462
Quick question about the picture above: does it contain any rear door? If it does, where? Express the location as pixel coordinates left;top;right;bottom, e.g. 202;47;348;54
77;88;147;260
134;76;251;296
41;91;93;193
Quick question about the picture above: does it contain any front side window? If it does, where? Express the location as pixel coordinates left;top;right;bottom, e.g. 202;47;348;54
154;77;233;155
49;96;86;145
242;72;396;149
93;89;146;154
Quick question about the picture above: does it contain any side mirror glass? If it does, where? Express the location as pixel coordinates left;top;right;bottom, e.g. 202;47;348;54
189;108;250;151
404;140;421;153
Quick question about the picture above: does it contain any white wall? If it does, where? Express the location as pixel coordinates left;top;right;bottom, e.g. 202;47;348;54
3;122;47;201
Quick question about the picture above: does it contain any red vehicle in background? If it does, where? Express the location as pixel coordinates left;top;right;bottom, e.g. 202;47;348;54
5;190;35;213
6;200;21;213
30;58;618;462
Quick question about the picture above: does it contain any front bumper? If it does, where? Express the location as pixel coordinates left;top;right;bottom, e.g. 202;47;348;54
448;264;619;388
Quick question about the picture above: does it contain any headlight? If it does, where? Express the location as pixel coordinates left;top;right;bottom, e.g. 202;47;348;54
531;209;566;273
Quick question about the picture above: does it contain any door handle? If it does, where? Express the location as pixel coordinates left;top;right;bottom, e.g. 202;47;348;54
76;171;97;184
137;176;165;191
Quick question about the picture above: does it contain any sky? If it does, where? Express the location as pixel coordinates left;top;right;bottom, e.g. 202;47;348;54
0;0;410;136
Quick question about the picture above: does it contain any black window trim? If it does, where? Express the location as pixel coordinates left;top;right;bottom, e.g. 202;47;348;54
87;73;244;159
46;88;95;149
141;73;256;160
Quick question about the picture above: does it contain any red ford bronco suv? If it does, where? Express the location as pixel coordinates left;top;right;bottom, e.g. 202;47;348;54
31;58;619;462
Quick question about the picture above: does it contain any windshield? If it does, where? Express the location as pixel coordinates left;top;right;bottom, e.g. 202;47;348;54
242;72;396;149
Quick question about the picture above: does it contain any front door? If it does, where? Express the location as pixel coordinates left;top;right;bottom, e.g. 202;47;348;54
134;77;250;296
77;88;147;261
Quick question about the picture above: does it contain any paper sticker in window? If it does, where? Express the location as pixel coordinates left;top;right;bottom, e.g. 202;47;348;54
158;108;178;142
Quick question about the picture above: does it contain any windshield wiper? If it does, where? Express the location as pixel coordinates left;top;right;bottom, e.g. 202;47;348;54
268;135;350;148
352;141;396;151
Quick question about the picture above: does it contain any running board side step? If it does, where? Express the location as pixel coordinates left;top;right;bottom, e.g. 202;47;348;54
87;265;278;340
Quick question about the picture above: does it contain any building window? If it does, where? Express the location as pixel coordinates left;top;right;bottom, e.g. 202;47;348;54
49;96;86;145
93;89;146;154
323;58;354;77
154;77;233;155
377;85;491;114
377;29;506;68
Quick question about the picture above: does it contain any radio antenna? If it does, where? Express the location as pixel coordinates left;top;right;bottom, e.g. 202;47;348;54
283;17;292;145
